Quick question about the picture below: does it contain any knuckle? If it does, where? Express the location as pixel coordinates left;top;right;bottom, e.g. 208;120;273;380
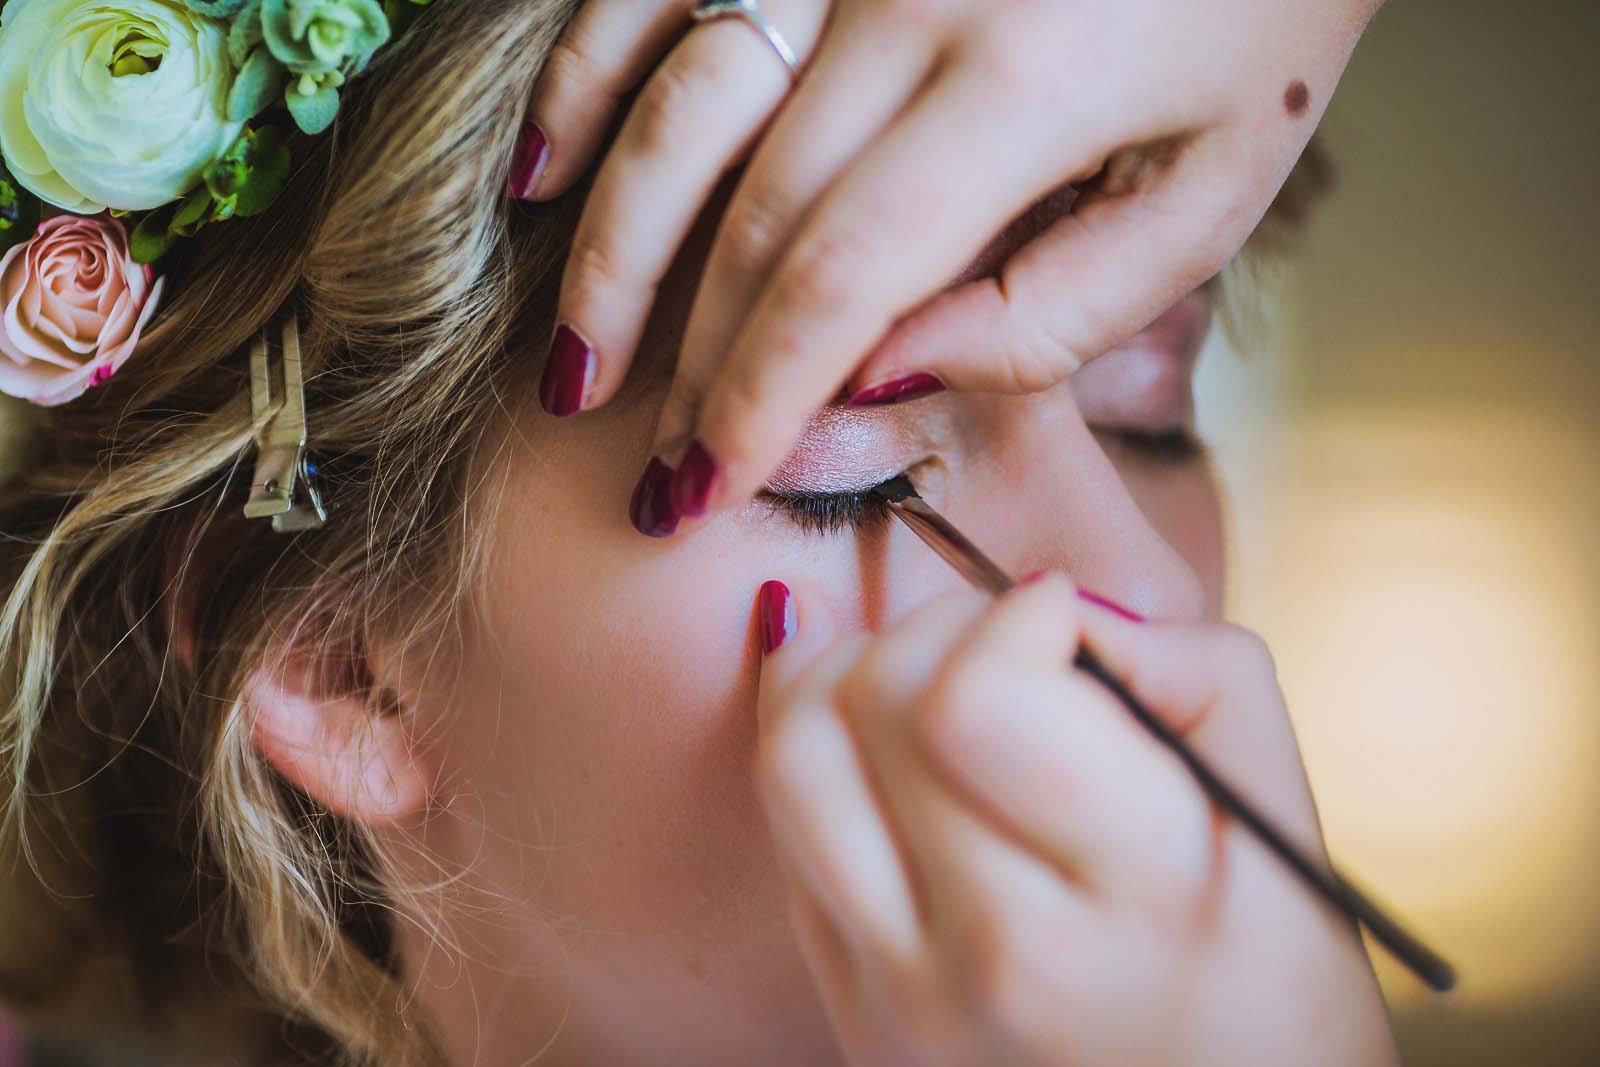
565;231;627;299
630;59;712;153
771;229;879;318
662;368;710;431
947;911;1050;1033
914;662;990;762
539;39;590;102
997;329;1077;393
1212;623;1277;680
998;253;1099;376
838;653;901;725
716;191;793;277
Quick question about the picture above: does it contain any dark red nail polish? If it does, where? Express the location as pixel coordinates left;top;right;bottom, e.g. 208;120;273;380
847;372;946;407
1078;588;1146;623
506;120;549;200
671;438;719;517
630;457;680;538
758;580;796;654
540;323;594;417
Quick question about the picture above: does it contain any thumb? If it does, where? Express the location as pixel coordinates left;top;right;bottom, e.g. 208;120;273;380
845;142;1250;403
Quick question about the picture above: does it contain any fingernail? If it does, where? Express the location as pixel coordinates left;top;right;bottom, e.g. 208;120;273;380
540;323;594;417
758;580;796;654
670;438;720;518
847;372;946;407
629;457;680;538
506;120;550;200
1078;588;1146;623
1018;570;1051;587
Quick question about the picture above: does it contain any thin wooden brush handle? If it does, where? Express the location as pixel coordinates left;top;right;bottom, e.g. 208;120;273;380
1072;647;1456;992
876;479;1456;991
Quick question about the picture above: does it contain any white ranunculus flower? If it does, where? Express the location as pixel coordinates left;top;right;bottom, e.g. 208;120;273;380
0;0;242;212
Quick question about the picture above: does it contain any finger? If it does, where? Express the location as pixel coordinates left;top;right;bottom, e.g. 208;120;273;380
518;0;696;201
668;55;1116;519
647;10;938;487
911;577;1213;899
839;588;1101;987
546;2;829;416
780;870;857;1004
754;580;924;965
845;137;1267;400
1073;601;1323;848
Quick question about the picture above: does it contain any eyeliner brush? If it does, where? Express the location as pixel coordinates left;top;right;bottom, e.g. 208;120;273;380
871;474;1456;993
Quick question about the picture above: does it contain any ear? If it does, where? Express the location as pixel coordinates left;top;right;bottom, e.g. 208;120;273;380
241;639;436;827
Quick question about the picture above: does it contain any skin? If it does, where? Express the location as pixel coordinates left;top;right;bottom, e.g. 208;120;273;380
514;0;1387;537
241;192;1397;1061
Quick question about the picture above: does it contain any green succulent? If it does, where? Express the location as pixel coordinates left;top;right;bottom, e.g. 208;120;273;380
129;125;290;263
262;0;388;77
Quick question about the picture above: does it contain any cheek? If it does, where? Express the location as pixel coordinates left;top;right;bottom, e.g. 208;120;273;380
1116;458;1226;618
421;433;887;961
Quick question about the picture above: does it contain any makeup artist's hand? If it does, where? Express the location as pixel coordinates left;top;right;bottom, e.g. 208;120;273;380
751;575;1400;1066
515;0;1384;534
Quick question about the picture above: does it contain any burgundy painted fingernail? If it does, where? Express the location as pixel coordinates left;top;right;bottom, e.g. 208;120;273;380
671;438;720;518
1078;588;1146;623
629;457;680;538
540;323;594;417
847;372;946;407
758;580;796;654
506;120;550;200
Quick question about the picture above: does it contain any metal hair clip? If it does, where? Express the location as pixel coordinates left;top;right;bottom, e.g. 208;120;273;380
244;315;326;532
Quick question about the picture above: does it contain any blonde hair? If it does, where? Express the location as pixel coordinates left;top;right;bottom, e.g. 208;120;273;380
0;6;1334;1057
0;0;582;1061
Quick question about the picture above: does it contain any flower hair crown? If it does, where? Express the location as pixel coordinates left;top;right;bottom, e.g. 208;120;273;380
0;0;430;407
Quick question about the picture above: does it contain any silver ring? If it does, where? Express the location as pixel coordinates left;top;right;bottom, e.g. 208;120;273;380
690;0;800;80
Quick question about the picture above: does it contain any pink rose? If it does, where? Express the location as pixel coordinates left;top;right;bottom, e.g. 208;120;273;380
0;213;165;406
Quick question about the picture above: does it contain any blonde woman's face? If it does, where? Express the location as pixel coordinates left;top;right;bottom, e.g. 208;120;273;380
387;219;1225;1064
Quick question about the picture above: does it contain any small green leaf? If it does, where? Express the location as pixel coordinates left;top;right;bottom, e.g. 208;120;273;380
170;182;214;236
285;83;339;135
0;176;41;255
228;0;265;68
232;126;290;216
227;45;285;121
130;206;177;264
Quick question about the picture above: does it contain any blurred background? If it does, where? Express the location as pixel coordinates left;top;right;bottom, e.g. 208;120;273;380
1197;0;1600;1063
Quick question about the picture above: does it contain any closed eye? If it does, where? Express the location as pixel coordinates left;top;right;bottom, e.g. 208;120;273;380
758;487;892;535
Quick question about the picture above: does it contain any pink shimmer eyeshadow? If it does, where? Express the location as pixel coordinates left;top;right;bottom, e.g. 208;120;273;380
764;406;911;495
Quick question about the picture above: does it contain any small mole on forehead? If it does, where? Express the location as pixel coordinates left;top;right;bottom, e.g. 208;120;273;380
1284;80;1310;116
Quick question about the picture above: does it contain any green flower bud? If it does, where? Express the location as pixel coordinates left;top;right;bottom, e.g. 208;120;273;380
261;0;388;78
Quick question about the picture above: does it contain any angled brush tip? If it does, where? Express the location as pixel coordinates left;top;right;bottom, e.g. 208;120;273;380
872;475;919;503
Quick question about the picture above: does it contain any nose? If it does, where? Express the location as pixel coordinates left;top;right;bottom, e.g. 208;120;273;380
949;391;1208;623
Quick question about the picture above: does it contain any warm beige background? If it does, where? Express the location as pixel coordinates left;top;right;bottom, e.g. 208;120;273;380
1196;0;1600;1062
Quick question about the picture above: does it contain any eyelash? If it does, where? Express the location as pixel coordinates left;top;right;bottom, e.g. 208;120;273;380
1097;426;1205;464
762;488;892;534
763;428;1203;535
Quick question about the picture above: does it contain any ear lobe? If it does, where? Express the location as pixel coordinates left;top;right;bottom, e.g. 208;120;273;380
245;653;434;827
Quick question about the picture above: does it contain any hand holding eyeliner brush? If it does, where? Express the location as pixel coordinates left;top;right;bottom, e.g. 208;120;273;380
871;474;1456;993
